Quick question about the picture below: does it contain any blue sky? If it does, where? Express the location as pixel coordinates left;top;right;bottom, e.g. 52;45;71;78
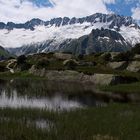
28;0;52;7
107;0;139;16
0;0;140;23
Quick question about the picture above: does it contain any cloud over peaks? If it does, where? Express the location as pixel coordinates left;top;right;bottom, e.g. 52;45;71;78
0;0;114;23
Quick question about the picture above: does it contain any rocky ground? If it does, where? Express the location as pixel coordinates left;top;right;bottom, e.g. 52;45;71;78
1;43;140;89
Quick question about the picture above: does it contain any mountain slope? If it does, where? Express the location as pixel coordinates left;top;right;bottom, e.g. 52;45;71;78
0;46;12;60
58;28;131;55
8;28;131;55
0;13;140;55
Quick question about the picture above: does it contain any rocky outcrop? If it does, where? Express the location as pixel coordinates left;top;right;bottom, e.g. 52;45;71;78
134;54;140;60
63;59;79;67
29;67;84;82
90;74;137;85
91;74;116;85
53;53;73;60
59;28;131;55
110;52;121;60
29;66;137;85
127;61;140;72
108;61;128;70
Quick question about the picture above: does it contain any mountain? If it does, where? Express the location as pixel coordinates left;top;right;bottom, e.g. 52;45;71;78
0;13;139;31
58;28;131;55
0;13;140;55
9;28;131;56
0;46;12;60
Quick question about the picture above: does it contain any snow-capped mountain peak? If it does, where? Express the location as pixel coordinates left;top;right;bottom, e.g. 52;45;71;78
0;13;140;55
0;13;139;31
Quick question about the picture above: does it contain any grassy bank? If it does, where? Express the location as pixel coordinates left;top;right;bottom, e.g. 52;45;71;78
1;70;140;95
101;82;140;94
0;104;140;140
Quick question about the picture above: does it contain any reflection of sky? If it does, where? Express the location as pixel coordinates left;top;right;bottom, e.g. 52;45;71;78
0;90;83;110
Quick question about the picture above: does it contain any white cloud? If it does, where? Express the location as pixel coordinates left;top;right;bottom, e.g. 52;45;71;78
132;7;140;20
131;1;140;21
0;0;115;23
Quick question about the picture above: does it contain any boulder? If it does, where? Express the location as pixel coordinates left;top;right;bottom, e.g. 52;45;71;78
63;59;79;70
29;67;138;85
45;70;83;81
110;52;120;60
90;74;137;86
29;65;46;77
53;53;73;60
29;67;84;82
108;61;128;70
127;61;140;72
63;59;78;66
29;65;36;74
90;74;116;85
134;54;140;60
78;61;96;66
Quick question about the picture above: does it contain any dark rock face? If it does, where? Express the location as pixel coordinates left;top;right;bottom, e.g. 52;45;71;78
91;28;124;40
29;67;138;86
59;28;131;55
0;13;139;31
62;17;70;26
0;22;5;29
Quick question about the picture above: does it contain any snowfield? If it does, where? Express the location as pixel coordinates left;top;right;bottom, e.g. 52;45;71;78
0;14;140;49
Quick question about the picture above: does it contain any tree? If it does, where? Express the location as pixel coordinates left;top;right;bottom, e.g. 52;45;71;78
113;51;133;62
36;59;50;68
17;55;26;65
131;43;140;54
101;53;111;61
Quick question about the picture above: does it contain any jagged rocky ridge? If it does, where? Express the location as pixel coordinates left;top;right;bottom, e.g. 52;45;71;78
0;13;139;30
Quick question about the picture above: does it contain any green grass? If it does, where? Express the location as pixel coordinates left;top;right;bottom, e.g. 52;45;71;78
0;104;140;140
0;61;8;72
0;49;9;57
76;65;140;79
76;65;114;75
100;82;140;94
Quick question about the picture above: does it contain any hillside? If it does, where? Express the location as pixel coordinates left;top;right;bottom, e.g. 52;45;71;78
0;46;12;60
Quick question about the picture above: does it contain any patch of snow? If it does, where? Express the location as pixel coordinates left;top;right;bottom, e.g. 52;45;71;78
119;26;140;46
0;21;113;48
114;26;118;29
115;40;123;45
98;37;110;40
0;21;140;49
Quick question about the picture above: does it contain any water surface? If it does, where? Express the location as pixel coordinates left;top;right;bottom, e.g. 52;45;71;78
0;79;107;110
